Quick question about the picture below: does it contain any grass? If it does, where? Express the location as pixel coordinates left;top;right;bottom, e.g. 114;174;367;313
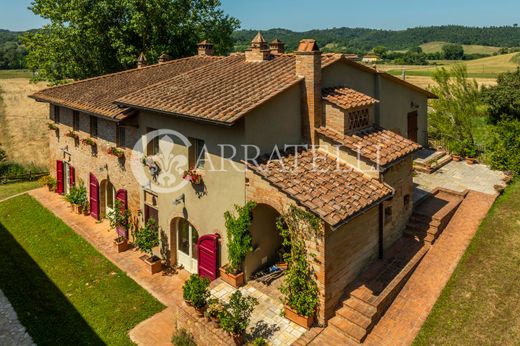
0;181;40;200
419;41;502;55
0;194;165;345
414;179;520;345
0;69;34;79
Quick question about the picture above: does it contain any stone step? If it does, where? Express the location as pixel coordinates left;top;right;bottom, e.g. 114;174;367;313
410;213;442;227
329;315;367;343
413;151;451;174
336;305;373;329
405;222;439;236
343;295;378;317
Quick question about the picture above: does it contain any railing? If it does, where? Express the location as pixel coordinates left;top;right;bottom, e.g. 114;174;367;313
0;172;49;184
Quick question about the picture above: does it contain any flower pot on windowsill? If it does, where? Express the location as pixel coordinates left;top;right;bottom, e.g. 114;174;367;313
142;255;162;274
114;237;129;253
219;266;245;288
452;154;462;162
465;157;477;165
284;305;314;330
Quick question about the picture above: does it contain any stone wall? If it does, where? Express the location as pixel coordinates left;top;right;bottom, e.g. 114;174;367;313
175;302;233;346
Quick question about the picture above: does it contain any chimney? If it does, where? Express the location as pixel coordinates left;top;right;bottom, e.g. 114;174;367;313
295;39;322;144
197;40;214;56
158;53;171;64
269;38;285;54
245;32;270;62
137;52;148;68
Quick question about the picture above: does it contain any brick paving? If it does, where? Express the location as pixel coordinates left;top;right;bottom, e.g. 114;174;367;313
0;289;35;346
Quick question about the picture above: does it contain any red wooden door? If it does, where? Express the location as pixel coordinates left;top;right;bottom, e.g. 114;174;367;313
56;160;64;194
115;189;128;238
89;173;100;220
197;234;219;281
407;111;418;142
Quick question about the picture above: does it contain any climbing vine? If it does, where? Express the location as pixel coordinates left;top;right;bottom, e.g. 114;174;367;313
277;205;321;317
224;201;257;274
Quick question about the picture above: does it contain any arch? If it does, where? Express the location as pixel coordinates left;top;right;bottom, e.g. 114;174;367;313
244;203;283;280
99;179;116;219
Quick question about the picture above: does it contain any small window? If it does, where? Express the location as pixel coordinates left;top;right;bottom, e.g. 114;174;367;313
73;111;80;131
117;126;126;147
404;194;411;209
347;108;370;131
54;105;60;123
384;206;393;224
147;128;159;155
90;116;98;137
189;138;206;169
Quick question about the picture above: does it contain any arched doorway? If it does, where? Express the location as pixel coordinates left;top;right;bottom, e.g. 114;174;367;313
175;218;199;273
99;179;116;219
244;203;283;279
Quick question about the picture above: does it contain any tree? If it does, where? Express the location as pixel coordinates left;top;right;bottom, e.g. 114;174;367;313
482;68;520;123
23;0;239;84
441;44;464;60
428;64;485;154
484;117;520;174
373;45;388;59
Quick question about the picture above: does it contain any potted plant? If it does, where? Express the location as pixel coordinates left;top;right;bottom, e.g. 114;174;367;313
182;169;203;185
81;137;97;147
38;175;56;191
48;123;58;131
65;130;79;140
278;206;321;330
449;141;463;161
220;201;256;288
464;146;478;165
182;274;210;316
204;298;225;328
107;200;132;252
107;146;125;158
64;184;88;214
133;218;161;274
275;246;289;270
219;291;258;345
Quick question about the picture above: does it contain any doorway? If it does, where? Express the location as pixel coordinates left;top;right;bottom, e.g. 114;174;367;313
105;181;116;216
176;218;199;273
407;111;418;142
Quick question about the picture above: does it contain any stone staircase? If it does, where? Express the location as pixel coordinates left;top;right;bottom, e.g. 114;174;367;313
413;150;452;174
326;238;430;343
404;189;465;244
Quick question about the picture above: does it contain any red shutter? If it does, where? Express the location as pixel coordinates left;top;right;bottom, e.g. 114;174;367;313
69;165;75;187
115;189;128;238
198;234;220;281
89;173;100;220
56;160;64;194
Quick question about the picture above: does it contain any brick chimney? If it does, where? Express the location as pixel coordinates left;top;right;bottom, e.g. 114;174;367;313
269;38;285;54
295;39;322;144
197;40;214;56
158;53;171;64
137;52;148;68
245;32;270;62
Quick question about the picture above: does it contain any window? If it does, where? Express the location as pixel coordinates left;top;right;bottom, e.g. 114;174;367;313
73;111;80;131
54;105;60;123
90;116;98;137
189;138;206;169
117;126;126;147
147;128;159;155
404;194;411;209
347;108;370;131
384;206;393;224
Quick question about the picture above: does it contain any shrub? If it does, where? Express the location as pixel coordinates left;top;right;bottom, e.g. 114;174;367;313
485;117;520;174
219;291;258;336
38;175;56;191
171;328;196;346
107;200;131;231
250;338;267;346
224;201;256;274
64;183;87;207
204;298;224;319
182;274;210;309
133;218;159;257
0;147;6;162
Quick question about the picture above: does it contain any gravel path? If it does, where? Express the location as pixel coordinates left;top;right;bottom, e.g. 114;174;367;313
0;289;35;346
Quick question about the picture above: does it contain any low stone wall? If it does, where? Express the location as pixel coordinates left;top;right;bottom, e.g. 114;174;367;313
175;302;234;346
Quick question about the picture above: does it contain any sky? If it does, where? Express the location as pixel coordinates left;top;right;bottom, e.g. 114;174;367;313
1;0;519;32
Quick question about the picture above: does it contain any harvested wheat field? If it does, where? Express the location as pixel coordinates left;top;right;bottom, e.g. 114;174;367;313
0;78;49;167
402;75;497;89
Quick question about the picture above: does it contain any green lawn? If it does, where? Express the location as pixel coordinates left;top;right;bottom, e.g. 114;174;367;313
0;69;34;79
0;181;40;200
414;179;520;345
0;195;164;345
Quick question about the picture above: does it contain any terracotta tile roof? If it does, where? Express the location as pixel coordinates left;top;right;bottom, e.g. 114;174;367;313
30;55;222;120
322;86;378;110
115;54;302;124
247;148;392;226
317;126;422;167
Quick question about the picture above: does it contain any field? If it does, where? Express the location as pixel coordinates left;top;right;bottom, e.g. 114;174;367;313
0;181;40;200
0;194;165;345
414;179;520;345
0;72;49;167
419;41;502;55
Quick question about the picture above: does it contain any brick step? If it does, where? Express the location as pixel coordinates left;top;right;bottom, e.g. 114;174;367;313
409;213;442;226
336;305;374;329
413;152;451;174
328;315;367;343
404;231;436;244
405;221;439;235
343;295;378;317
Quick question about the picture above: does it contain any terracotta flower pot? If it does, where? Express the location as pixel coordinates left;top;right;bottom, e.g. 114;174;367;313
194;305;207;317
231;333;244;346
219;266;245;288
276;262;288;270
284;305;314;330
465;157;477;165
114;238;129;253
452;155;462;162
143;255;162;274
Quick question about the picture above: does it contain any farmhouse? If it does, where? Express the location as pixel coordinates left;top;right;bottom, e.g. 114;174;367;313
30;33;435;330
